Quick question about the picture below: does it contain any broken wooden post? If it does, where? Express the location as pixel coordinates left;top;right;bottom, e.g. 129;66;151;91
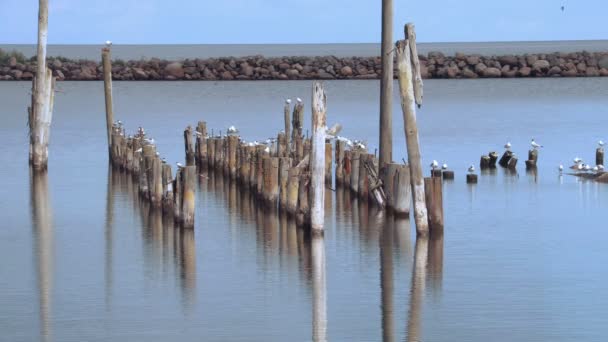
358;153;370;200
263;157;280;208
284;99;291;152
597;147;604;166
525;149;538;169
466;173;478;184
508;155;518;169
140;144;155;198
325;142;332;186
335;140;345;186
393;164;411;217
149;156;163;208
181;166;196;228
195;121;207;166
350;151;361;193
279;157;290;210
162;163;173;214
102;46;114;157
173;167;183;222
442;170;454;180
480;155;491;169
397;24;429;236
292;99;304;147
424;177;444;233
207;138;216;169
184;126;195;166
227;135;239;178
366;155;387;207
343;150;352;188
488;152;499;167
310;81;327;233
498;150;514;167
29;0;54;170
379;0;394;171
286;167;300;216
383;163;400;210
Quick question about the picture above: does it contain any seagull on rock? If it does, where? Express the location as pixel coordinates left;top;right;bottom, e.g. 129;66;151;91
530;138;543;149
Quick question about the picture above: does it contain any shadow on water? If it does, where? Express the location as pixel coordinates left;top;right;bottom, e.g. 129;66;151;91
30;168;53;342
105;167;197;312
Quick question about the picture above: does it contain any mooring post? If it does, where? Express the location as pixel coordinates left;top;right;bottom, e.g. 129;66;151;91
181;166;196;228
292;99;304;148
325;142;332;186
424;177;444;233
149;156;163;208
279;157;290;210
184;126;195;166
525;149;538;169
297;171;310;226
161;163;173;214
310;81;327;233
173;167;183;222
393;164;411;217
102;47;114;158
498;150;513;167
358;153;370;200
379;0;394;171
207;138;216;169
397;24;429;236
286;167;300;216
227;135;238;178
343;150;352;188
597;147;604;166
350;151;361;193
335;140;345;186
480;155;491;169
384;163;399;210
195;121;208;166
29;0;55;171
141;144;155;198
488;152;499;167
284;100;291;152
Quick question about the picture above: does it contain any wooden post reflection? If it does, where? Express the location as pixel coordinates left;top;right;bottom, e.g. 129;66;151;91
30;169;53;342
105;167;115;309
380;217;395;342
312;236;327;342
406;237;428;342
179;228;197;310
427;232;444;297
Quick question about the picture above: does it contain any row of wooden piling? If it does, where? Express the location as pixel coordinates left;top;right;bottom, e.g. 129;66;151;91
108;124;196;228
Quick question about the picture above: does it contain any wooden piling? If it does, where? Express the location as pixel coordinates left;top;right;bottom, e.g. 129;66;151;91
292;100;304;147
297;172;310;226
358;154;370;200
393;164;411;217
379;0;394;170
208;138;216;168
480;155;491;169
173;167;183;222
384;163;399;210
508;156;518;169
263;157;280;207
335;140;345;186
488;152;499;167
181;166;196;228
424;177;443;233
466;173;478;184
215;137;223;171
195;121;208;166
227;135;238;178
29;0;54;170
350;151;360;193
366;155;386;207
184;126;195;166
257;153;267;197
140;145;155;198
431;169;442;178
102;47;114;156
279;157;290;210
597;148;604;166
325;142;332;186
343;150;352;188
310;81;327;233
286;167;300;215
498;150;513;167
162;163;173;214
149;156;163;208
284;100;291;152
526;149;538;169
442;170;454;180
397;27;429;236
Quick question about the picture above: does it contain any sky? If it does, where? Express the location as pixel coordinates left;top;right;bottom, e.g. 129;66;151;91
0;0;606;44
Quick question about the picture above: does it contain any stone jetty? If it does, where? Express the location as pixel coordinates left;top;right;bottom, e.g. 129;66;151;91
1;51;608;81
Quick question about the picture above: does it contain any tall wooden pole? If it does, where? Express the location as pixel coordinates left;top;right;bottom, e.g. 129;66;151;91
29;0;54;170
379;0;393;170
284;99;291;152
310;81;327;234
396;25;429;237
102;47;114;155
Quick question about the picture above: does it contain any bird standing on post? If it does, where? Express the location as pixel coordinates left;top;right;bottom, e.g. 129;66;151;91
430;160;438;170
504;141;511;151
468;165;475;174
598;140;605;148
442;163;448;170
530;138;543;149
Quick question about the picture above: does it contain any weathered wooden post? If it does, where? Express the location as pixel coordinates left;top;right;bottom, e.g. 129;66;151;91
195;121;208;166
499;150;514;167
393;164;411;217
350;151;360;193
162;163;173;214
597;147;604;166
343;150;352;188
29;0;55;170
507;155;518;169
325;142;332;186
173;167;183;222
184;126;195;166
379;0;394;171
207;138;216;168
297;172;310;226
149;156;163;208
286;167;300;216
442;170;454;180
140;144;155;198
358;153;370;200
335;140;345;186
284;99;291;152
466;173;478;184
525;149;538;169
310;81;327;234
181;166;196;228
101;46;114;157
488;152;499;167
263;157;280;207
383;163;399;210
227;135;239;178
292;99;304;147
279;157;290;210
480;155;491;169
424;177;444;233
257;153;267;197
396;24;429;236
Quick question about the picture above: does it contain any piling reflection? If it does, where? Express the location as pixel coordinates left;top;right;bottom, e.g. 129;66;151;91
380;216;395;342
406;237;428;342
311;235;327;342
427;232;444;297
105;168;115;310
30;169;53;342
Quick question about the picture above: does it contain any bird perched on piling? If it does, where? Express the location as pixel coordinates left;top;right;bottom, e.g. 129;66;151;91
598;165;605;171
504;141;511;150
468;165;475;173
430;160;438;170
105;40;112;47
558;164;563;173
598;140;605;148
296;97;302;103
227;125;239;134
325;123;342;137
161;158;166;164
442;163;448;170
584;164;592;172
530;138;543;149
144;138;155;145
176;162;184;169
285;98;292;104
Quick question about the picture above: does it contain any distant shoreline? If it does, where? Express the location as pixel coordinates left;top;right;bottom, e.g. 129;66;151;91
1;48;608;81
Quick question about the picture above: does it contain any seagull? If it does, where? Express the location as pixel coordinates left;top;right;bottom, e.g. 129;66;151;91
296;97;302;103
227;125;239;134
599;140;605;148
194;131;203;136
161;158;166;164
176;162;184;169
336;136;353;147
598;165;605;171
430;160;438;170
105;40;112;47
264;146;270;153
593;166;599;172
584;164;591;172
468;165;475;174
155;152;160;157
573;157;582;163
530;138;543;149
504;141;511;150
558;164;563;172
286;98;292;104
442;163;448;170
578;163;584;171
326;123;342;137
144;138;155;145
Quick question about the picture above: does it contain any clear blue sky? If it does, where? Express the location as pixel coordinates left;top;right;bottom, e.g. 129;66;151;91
0;0;605;44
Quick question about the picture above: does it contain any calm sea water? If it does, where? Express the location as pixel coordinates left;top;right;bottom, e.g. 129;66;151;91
2;41;608;60
1;78;608;341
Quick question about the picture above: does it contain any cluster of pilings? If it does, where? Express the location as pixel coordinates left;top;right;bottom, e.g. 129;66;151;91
108;124;197;228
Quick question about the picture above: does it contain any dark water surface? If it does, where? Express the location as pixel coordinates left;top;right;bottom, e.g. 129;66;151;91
1;79;608;341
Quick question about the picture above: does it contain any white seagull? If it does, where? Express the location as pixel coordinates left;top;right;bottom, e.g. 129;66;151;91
227;125;239;134
584;164;592;172
176;162;184;169
105;40;112;47
598;165;605;171
468;165;475;174
593;166;599;172
430;160;438;170
296;97;302;103
504;141;511;150
194;131;203;136
530;138;543;149
558;164;563;172
599;140;605;148
135;148;142;153
285;98;292;104
573;157;582;164
144;138;155;145
442;163;448;170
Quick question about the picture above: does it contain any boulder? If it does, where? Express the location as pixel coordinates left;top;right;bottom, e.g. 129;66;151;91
220;70;233;80
576;62;587;73
561;69;578;77
598;56;608;70
8;56;17;67
483;67;501;78
548;66;562;76
526;55;538;66
502;70;517;78
164;62;184;78
518;66;532;77
10;69;23;79
202;68;216;80
586;67;600;77
446;66;459;78
286;69;299;78
340;65;353;76
133;68;148;80
532;60;550;70
278;63;291;71
21;71;34;80
455;52;466;61
462;68;478;78
52;59;62;69
498;55;518;66
474;63;487;74
466;55;480;65
600;68;608;77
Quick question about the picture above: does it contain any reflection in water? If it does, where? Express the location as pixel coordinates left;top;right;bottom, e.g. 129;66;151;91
178;227;197;310
30;169;53;342
427;233;444;298
406;237;428;342
311;236;327;342
105;168;115;310
380;216;395;342
526;167;538;184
